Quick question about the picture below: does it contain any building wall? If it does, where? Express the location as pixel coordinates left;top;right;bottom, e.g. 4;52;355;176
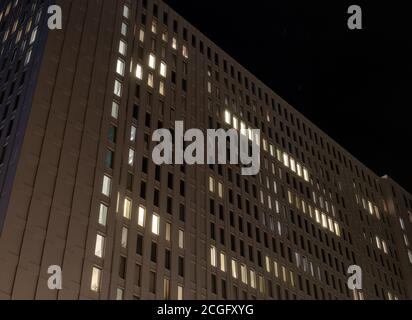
0;0;410;300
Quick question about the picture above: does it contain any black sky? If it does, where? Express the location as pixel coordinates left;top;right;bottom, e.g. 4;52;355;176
164;0;412;193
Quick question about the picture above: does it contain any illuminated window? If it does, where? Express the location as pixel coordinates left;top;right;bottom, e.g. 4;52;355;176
179;230;184;249
24;49;32;65
217;182;223;198
160;61;167;77
114;80;122;97
122;5;130;18
233;116;238;130
220;252;226;272
102;175;112;197
283;153;289;167
210;246;217;267
240;264;247;284
123;198;132;219
290;158;296;173
209;177;214;192
273;261;279;278
303;168;309;182
231;259;238;279
136;64;143;79
265;256;271;273
177;286;184;300
159;81;165;96
29;26;37;44
91;267;101;292
148;73;154;87
138;206;146;227
240;122;247;136
250;270;256;289
121;22;127;36
139;29;145;42
152;214;160;235
182;45;188;58
408;250;412;264
151;20;157;34
98;204;108;226
116;59;125;76
321;214;328;229
334;222;341;237
376;236;382;250
119;39;127;55
111;101;119;119
128;149;135;166
224;110;231;125
162;30;168;42
94;234;105;258
148;53;156;69
130;126;137;142
116;288;124;300
121;227;128;248
172;37;177;50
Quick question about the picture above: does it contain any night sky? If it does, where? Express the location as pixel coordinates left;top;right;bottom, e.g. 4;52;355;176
164;0;412;194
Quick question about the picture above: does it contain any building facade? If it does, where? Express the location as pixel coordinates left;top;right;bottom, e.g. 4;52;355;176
0;0;411;300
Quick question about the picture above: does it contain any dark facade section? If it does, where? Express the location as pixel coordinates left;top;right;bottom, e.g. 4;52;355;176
0;0;52;232
0;0;411;301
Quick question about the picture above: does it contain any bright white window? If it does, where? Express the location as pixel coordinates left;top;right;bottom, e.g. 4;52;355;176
240;122;247;136
210;246;217;267
98;203;108;226
116;59;125;76
114;80;122;97
172;37;177;50
179;230;184;249
138;206;146;227
123;198;132;219
111;101;119;119
224;110;231;125
94;234;105;258
29;26;37;44
283;153;289;167
151;20;157;34
303;168;309;182
91;267;101;292
130;126;137;142
136;64;143;79
148;53;156;69
121;227;128;248
119;40;127;55
122;5;130;18
233;116;238;130
376;236;382;250
152;214;160;235
182;45;188;58
321;214;328;229
160;61;167;77
102;175;112;197
290;158;296;173
220;252;226;272
121;22;127;36
128;149;134;166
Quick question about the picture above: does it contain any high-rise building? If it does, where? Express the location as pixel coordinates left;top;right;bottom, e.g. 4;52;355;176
0;0;411;300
